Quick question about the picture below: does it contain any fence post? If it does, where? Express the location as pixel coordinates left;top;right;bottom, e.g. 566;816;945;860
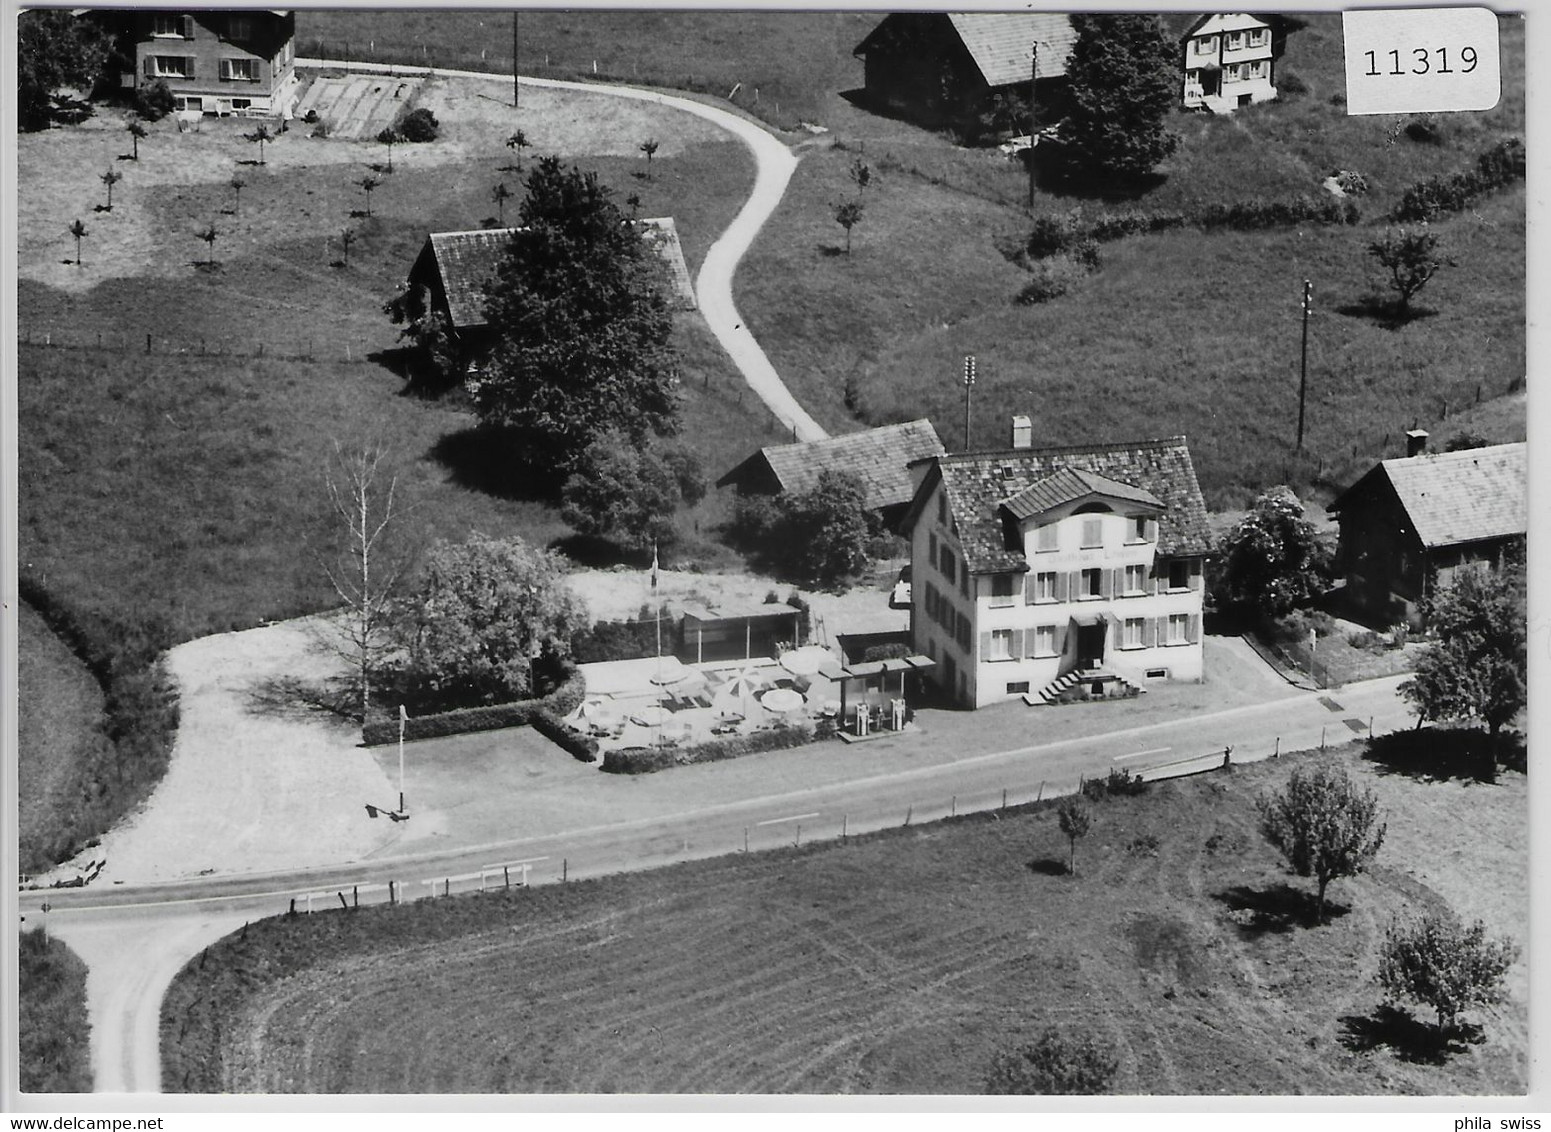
1037;781;1044;801
444;878;450;898
842;813;848;841
353;884;358;907
904;805;912;826
288;897;296;916
1274;736;1280;757
337;891;348;910
795;823;801;848
146;333;152;354
1001;788;1007;811
562;858;568;883
504;866;510;889
1321;725;1327;750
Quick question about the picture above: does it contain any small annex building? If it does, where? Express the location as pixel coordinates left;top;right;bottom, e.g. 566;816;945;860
401;218;696;366
1326;434;1526;627
853;12;1076;131
900;429;1212;709
1180;13;1282;113
716;420;946;528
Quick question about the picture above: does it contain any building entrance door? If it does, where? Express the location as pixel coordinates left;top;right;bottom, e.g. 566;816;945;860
1076;622;1106;670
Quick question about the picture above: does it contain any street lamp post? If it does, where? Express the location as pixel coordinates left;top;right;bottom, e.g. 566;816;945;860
962;354;977;450
398;703;407;814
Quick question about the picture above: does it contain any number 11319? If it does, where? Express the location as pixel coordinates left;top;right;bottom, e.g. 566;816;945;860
1364;46;1479;76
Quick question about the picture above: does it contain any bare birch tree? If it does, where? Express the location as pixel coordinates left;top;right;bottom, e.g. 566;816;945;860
322;441;410;728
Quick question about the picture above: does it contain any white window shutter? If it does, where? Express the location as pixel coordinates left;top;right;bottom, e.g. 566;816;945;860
1143;617;1156;648
182;15;194;38
1011;629;1025;657
143;55;155;77
1054;622;1068;656
1188;614;1200;644
1190;559;1203;590
1056;572;1069;602
186;56;196;78
979;631;992;661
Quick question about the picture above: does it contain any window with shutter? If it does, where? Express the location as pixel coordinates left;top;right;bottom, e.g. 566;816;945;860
185;57;196;79
144;55;155;77
1143;617;1156;648
1188;614;1201;644
991;574;1015;607
1054;621;1069;656
1081;518;1103;548
1098;569;1111;599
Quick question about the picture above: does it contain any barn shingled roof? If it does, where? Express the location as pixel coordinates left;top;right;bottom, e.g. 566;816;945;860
944;13;1078;85
420;217;696;331
1331;443;1526;550
908;437;1211;574
717;420;946;512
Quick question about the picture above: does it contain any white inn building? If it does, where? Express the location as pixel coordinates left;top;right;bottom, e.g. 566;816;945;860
1181;13;1279;113
901;429;1212;709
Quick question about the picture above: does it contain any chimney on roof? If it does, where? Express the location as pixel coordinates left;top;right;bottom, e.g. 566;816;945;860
1405;429;1429;457
1011;414;1033;449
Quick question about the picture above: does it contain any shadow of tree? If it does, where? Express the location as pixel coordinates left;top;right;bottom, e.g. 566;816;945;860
1026;857;1071;877
1213;882;1348;936
1364;727;1522;783
1334;295;1438;330
427;426;560;502
548;531;643;570
1339;1004;1484;1064
247;674;358;723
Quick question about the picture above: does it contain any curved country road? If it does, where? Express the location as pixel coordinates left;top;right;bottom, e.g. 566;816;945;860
23;673;1415;1093
298;58;828;441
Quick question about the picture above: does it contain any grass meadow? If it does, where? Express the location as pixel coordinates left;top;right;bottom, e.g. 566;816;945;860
19;930;93;1093
160;743;1527;1095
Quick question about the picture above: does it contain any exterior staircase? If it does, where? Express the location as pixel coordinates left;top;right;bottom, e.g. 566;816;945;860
1024;667;1146;706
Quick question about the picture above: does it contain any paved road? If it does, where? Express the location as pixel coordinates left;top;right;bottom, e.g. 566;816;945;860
296;58;827;442
22;673;1414;1092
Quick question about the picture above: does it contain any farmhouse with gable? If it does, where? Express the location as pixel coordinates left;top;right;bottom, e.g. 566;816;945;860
399;218;696;369
852;12;1076;132
1180;13;1280;113
901;428;1211;709
1327;434;1526;627
102;9;301;118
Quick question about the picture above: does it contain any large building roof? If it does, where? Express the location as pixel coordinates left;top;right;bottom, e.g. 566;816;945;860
908;437;1212;574
1181;13;1275;40
945;13;1077;85
414;217;695;331
717;420;946;512
1331;442;1527;549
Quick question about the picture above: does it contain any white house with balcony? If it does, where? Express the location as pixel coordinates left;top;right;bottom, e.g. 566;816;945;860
1181;13;1279;113
900;428;1211;709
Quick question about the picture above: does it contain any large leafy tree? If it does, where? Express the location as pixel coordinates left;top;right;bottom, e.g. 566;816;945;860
18;11;111;130
773;469;872;590
1060;14;1179;182
1257;758;1386;924
1400;557;1526;778
1377;909;1518;1036
1215;487;1330;621
397;533;587;707
472;157;680;477
560;433;704;553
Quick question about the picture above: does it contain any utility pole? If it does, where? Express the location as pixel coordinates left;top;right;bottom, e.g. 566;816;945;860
397;703;407;814
1296;278;1312;450
962;354;977;450
512;10;519;108
1027;42;1038;208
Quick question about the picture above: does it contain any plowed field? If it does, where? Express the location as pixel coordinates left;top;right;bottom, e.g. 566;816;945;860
163;746;1527;1095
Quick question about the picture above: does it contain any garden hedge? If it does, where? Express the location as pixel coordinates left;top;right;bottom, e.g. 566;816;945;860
601;719;833;774
362;667;586;746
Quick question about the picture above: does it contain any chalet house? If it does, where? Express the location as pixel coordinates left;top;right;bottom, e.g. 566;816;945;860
112;9;300;118
716;420;946;529
402;218;695;366
900;430;1212;709
853;12;1076;132
1180;13;1281;113
1327;434;1526;627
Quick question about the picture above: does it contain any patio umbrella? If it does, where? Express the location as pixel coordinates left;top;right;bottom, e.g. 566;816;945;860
779;646;829;678
760;688;805;715
718;666;766;718
631;704;673;728
649;666;693;688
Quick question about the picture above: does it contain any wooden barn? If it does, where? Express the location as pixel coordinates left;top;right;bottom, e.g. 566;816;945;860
716;420;946;529
852;12;1076;133
399;217;696;367
1327;434;1526;627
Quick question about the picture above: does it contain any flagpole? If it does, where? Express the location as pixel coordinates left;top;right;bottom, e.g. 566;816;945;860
652;541;662;747
397;703;407;814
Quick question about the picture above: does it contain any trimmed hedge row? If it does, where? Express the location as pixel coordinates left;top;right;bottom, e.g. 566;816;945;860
1087;195;1360;244
16;572;180;870
532;710;599;763
601;719;832;774
1392;137;1526;222
362;667;587;746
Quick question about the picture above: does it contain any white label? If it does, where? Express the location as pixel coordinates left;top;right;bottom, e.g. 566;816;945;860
1343;8;1500;115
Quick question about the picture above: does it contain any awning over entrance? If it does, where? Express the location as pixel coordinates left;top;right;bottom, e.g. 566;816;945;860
1070;612;1106;628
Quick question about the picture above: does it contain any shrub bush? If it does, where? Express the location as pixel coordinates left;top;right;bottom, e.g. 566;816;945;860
601;720;821;774
985;1029;1118;1095
18;929;91;1093
361;666;584;745
134;79;174;121
1404;114;1443;144
531;709;598;762
861;642;910;663
1279;69;1308;95
1105;767;1149;796
395;106;439;142
571;605;668;664
1025;212;1081;259
1016;258;1087;305
1392;137;1524;221
1333;169;1369;195
1268;608;1337;645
